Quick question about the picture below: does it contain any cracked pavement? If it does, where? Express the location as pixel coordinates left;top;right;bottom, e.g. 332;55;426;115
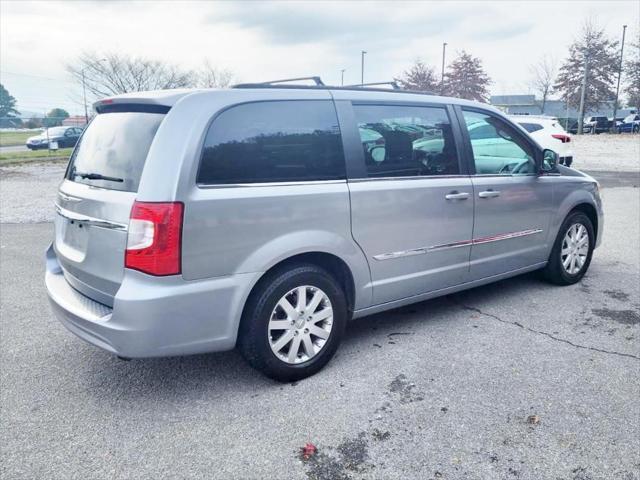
1;181;639;479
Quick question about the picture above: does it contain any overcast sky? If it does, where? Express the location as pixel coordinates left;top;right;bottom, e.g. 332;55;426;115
1;0;637;116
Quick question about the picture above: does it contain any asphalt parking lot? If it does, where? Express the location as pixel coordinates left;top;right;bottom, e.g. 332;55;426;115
1;177;639;479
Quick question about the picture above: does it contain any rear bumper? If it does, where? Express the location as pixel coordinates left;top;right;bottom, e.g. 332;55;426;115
45;243;260;358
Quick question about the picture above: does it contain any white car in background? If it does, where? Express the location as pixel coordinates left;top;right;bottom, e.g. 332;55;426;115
508;115;574;167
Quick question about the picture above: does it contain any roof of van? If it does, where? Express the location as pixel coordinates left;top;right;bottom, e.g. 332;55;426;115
93;87;498;112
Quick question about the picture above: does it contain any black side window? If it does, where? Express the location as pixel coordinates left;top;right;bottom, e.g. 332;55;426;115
353;104;459;177
197;101;345;184
519;122;543;133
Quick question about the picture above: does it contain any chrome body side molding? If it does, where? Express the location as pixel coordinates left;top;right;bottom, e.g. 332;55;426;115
373;229;544;261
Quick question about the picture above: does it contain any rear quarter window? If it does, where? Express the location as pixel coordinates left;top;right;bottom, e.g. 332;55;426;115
197;100;345;184
519;122;544;133
66;111;165;192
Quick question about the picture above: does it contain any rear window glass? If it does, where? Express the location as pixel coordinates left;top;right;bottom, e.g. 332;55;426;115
66;112;165;192
197;100;345;184
519;122;544;133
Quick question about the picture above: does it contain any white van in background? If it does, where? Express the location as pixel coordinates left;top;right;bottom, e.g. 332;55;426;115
509;115;574;167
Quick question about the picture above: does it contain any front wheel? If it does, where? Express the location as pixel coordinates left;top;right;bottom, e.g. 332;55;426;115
541;211;595;285
238;264;348;382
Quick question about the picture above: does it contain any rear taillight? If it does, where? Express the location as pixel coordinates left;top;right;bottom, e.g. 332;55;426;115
552;134;571;143
125;201;183;276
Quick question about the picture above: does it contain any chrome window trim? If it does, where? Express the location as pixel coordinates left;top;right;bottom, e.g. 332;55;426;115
196;179;347;189
348;174;469;183
470;173;538;178
373;228;543;260
54;204;128;231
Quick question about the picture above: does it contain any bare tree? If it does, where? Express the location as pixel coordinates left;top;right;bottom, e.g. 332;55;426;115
67;52;195;98
198;60;235;88
395;59;439;92
528;56;557;113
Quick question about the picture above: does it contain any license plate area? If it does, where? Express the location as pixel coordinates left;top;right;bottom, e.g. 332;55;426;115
55;215;89;262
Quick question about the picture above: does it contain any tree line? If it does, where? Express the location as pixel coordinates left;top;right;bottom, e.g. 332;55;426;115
0;56;235;127
396;20;639;115
1;20;637;129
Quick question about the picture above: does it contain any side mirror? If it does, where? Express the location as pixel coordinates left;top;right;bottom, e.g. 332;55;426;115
540;149;558;173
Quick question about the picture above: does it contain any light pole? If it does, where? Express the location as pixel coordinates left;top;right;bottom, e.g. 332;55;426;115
361;51;367;85
82;58;106;125
82;68;89;124
441;42;447;91
612;24;627;132
340;69;346;86
577;50;589;135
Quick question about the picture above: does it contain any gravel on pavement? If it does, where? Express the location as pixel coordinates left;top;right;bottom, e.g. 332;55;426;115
1;180;638;479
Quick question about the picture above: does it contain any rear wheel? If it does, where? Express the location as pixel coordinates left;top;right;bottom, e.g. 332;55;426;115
238;264;348;382
541;211;594;285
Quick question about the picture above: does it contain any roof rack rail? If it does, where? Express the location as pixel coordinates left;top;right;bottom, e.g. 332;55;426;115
233;76;325;88
344;81;401;90
229;78;440;96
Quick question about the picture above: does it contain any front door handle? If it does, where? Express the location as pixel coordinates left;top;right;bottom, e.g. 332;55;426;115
478;190;501;198
445;192;470;200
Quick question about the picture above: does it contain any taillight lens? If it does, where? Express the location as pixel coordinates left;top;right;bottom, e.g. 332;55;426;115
552;134;571;143
125;201;183;276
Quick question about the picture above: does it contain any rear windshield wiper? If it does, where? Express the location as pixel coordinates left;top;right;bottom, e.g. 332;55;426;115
73;171;124;183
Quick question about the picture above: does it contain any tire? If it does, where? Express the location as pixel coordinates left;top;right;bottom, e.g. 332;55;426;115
633;125;639;133
238;263;348;382
541;211;595;285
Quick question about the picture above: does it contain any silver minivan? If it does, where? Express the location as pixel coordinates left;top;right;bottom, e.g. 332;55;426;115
45;79;603;381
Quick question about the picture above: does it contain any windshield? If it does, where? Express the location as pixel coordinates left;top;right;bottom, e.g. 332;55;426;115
46;127;67;136
66;111;165;192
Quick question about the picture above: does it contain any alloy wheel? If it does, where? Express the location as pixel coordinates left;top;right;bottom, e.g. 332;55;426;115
268;286;333;364
561;223;589;275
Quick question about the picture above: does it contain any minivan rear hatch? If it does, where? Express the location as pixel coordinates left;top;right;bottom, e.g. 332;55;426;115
54;106;167;306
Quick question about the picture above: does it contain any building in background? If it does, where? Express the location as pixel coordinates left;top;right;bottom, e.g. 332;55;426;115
62;116;87;127
490;95;635;119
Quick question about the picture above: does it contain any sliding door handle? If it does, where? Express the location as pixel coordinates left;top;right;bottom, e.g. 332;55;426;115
445;192;470;200
478;190;501;198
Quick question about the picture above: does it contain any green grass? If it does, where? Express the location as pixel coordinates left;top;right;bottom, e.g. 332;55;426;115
0;130;40;147
0;148;72;165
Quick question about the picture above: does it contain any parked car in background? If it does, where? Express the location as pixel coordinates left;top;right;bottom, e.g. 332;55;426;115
562;118;579;134
509;115;574;166
583;116;609;134
26;126;83;150
618;114;640;133
609;117;625;131
45;84;603;381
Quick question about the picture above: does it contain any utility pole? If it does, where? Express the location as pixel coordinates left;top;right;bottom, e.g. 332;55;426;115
361;51;367;85
82;58;106;125
577;51;589;135
82;69;88;125
441;42;447;92
340;69;346;86
612;24;627;132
